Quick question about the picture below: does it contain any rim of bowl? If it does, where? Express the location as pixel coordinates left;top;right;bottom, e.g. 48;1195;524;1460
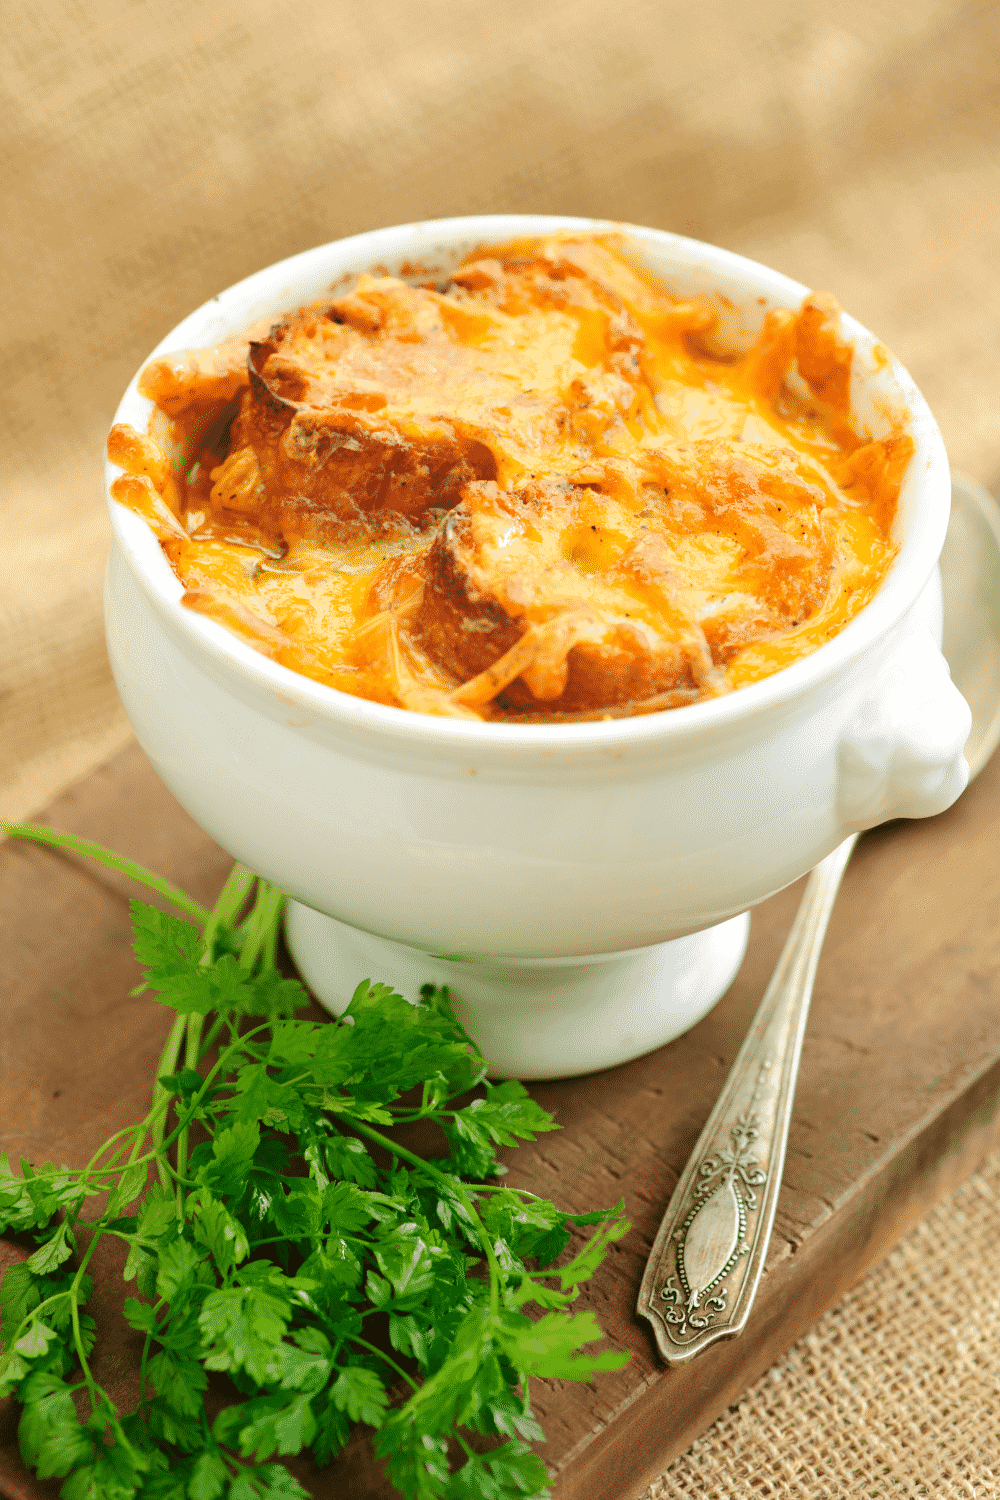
105;213;950;755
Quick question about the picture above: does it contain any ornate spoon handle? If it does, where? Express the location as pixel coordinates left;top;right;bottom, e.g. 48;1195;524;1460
637;835;858;1364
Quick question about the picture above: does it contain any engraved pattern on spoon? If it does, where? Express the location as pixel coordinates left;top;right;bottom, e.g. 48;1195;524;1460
658;1064;771;1341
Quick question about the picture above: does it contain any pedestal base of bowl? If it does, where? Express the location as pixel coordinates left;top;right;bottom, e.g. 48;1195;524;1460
284;904;751;1079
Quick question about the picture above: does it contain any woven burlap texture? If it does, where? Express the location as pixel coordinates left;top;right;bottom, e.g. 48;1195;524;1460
649;1154;1000;1499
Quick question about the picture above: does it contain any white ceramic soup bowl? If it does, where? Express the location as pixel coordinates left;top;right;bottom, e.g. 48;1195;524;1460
104;215;971;1079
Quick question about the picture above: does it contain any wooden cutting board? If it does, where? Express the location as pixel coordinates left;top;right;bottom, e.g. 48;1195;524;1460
3;740;1000;1500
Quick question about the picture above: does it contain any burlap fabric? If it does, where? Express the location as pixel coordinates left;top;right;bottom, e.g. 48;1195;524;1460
3;0;1000;1493
651;1154;1000;1498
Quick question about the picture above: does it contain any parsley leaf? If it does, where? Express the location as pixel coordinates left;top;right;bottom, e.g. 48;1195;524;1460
0;840;631;1500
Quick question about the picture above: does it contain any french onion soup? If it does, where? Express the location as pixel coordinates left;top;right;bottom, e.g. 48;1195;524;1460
108;235;911;721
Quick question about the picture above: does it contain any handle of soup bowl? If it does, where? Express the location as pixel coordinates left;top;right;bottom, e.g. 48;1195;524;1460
837;626;971;833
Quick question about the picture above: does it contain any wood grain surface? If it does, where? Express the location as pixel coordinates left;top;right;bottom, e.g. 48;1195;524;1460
3;740;1000;1499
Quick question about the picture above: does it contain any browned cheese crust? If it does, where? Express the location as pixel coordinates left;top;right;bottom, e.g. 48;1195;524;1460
111;236;910;720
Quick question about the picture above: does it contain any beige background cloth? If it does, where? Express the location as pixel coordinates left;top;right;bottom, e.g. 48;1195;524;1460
3;1;1000;1492
4;0;1000;822
655;1152;1000;1498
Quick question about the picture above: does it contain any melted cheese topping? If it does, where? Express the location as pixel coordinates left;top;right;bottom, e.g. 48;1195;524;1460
109;235;911;721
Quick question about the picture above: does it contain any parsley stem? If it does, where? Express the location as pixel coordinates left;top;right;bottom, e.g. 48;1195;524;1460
455;1433;478;1466
138;1296;166;1411
353;1336;419;1392
211;862;257;933
90;1023;277;1186
72;1222;105;1295
138;1329;154;1411
74;1100;166;1197
176;864;248;1200
195;879;288;1066
181;1021;276;1115
175;1015;204;1203
238;879;284;972
183;1013;204;1068
261;886;284;971
198;1011;229;1061
153;1015;187;1192
2;1291;74;1351
465;1184;547;1198
69;1290;99;1410
349;1122;502;1320
69;1223;112;1419
80;1120;149;1179
1;823;211;924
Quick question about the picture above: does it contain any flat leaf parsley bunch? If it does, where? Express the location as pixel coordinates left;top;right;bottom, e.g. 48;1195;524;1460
0;825;629;1500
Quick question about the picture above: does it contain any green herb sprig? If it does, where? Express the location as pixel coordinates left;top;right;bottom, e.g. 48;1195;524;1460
0;824;630;1499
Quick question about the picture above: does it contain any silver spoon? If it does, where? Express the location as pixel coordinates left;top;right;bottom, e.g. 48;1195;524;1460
638;471;1000;1363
